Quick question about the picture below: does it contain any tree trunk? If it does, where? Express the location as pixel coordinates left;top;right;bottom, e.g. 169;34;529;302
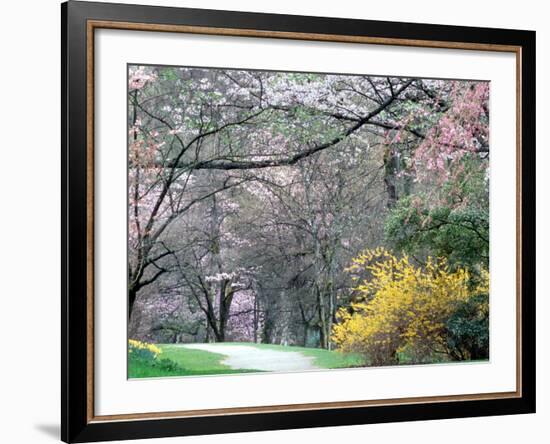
317;286;329;349
327;281;335;351
205;319;211;343
262;306;274;344
203;294;221;343
218;280;236;342
303;324;309;347
128;286;137;321
384;146;398;208
253;292;259;343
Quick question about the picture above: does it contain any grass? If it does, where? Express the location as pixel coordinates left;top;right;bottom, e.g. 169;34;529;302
128;357;186;378
129;341;485;378
128;341;367;379
128;345;261;378
161;345;261;374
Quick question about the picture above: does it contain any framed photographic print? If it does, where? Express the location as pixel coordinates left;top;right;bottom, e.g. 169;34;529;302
61;1;536;442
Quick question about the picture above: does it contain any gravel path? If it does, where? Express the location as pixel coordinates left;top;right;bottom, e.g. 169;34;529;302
180;343;318;372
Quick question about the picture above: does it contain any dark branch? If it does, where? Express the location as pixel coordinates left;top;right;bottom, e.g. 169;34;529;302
168;80;414;171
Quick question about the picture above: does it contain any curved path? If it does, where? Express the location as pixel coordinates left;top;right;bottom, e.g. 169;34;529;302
180;343;318;372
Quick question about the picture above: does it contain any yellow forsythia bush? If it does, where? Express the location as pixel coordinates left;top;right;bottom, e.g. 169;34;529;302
332;248;487;365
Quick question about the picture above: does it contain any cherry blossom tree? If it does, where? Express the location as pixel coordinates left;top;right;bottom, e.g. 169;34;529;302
127;65;489;351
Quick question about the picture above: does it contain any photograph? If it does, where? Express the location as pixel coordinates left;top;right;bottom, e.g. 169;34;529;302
127;65;490;378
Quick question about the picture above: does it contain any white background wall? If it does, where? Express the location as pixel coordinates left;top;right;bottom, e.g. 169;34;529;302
0;1;546;443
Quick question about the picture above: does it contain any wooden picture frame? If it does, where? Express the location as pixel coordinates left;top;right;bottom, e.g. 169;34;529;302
61;1;536;442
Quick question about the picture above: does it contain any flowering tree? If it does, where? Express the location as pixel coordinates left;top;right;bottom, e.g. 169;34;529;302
127;66;417;323
127;65;490;356
412;82;489;184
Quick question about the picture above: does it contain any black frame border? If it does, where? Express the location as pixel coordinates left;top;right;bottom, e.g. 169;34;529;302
62;1;536;442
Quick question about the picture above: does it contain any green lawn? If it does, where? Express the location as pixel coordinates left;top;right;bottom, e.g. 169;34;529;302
128;342;367;379
161;345;262;374
128;345;260;378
